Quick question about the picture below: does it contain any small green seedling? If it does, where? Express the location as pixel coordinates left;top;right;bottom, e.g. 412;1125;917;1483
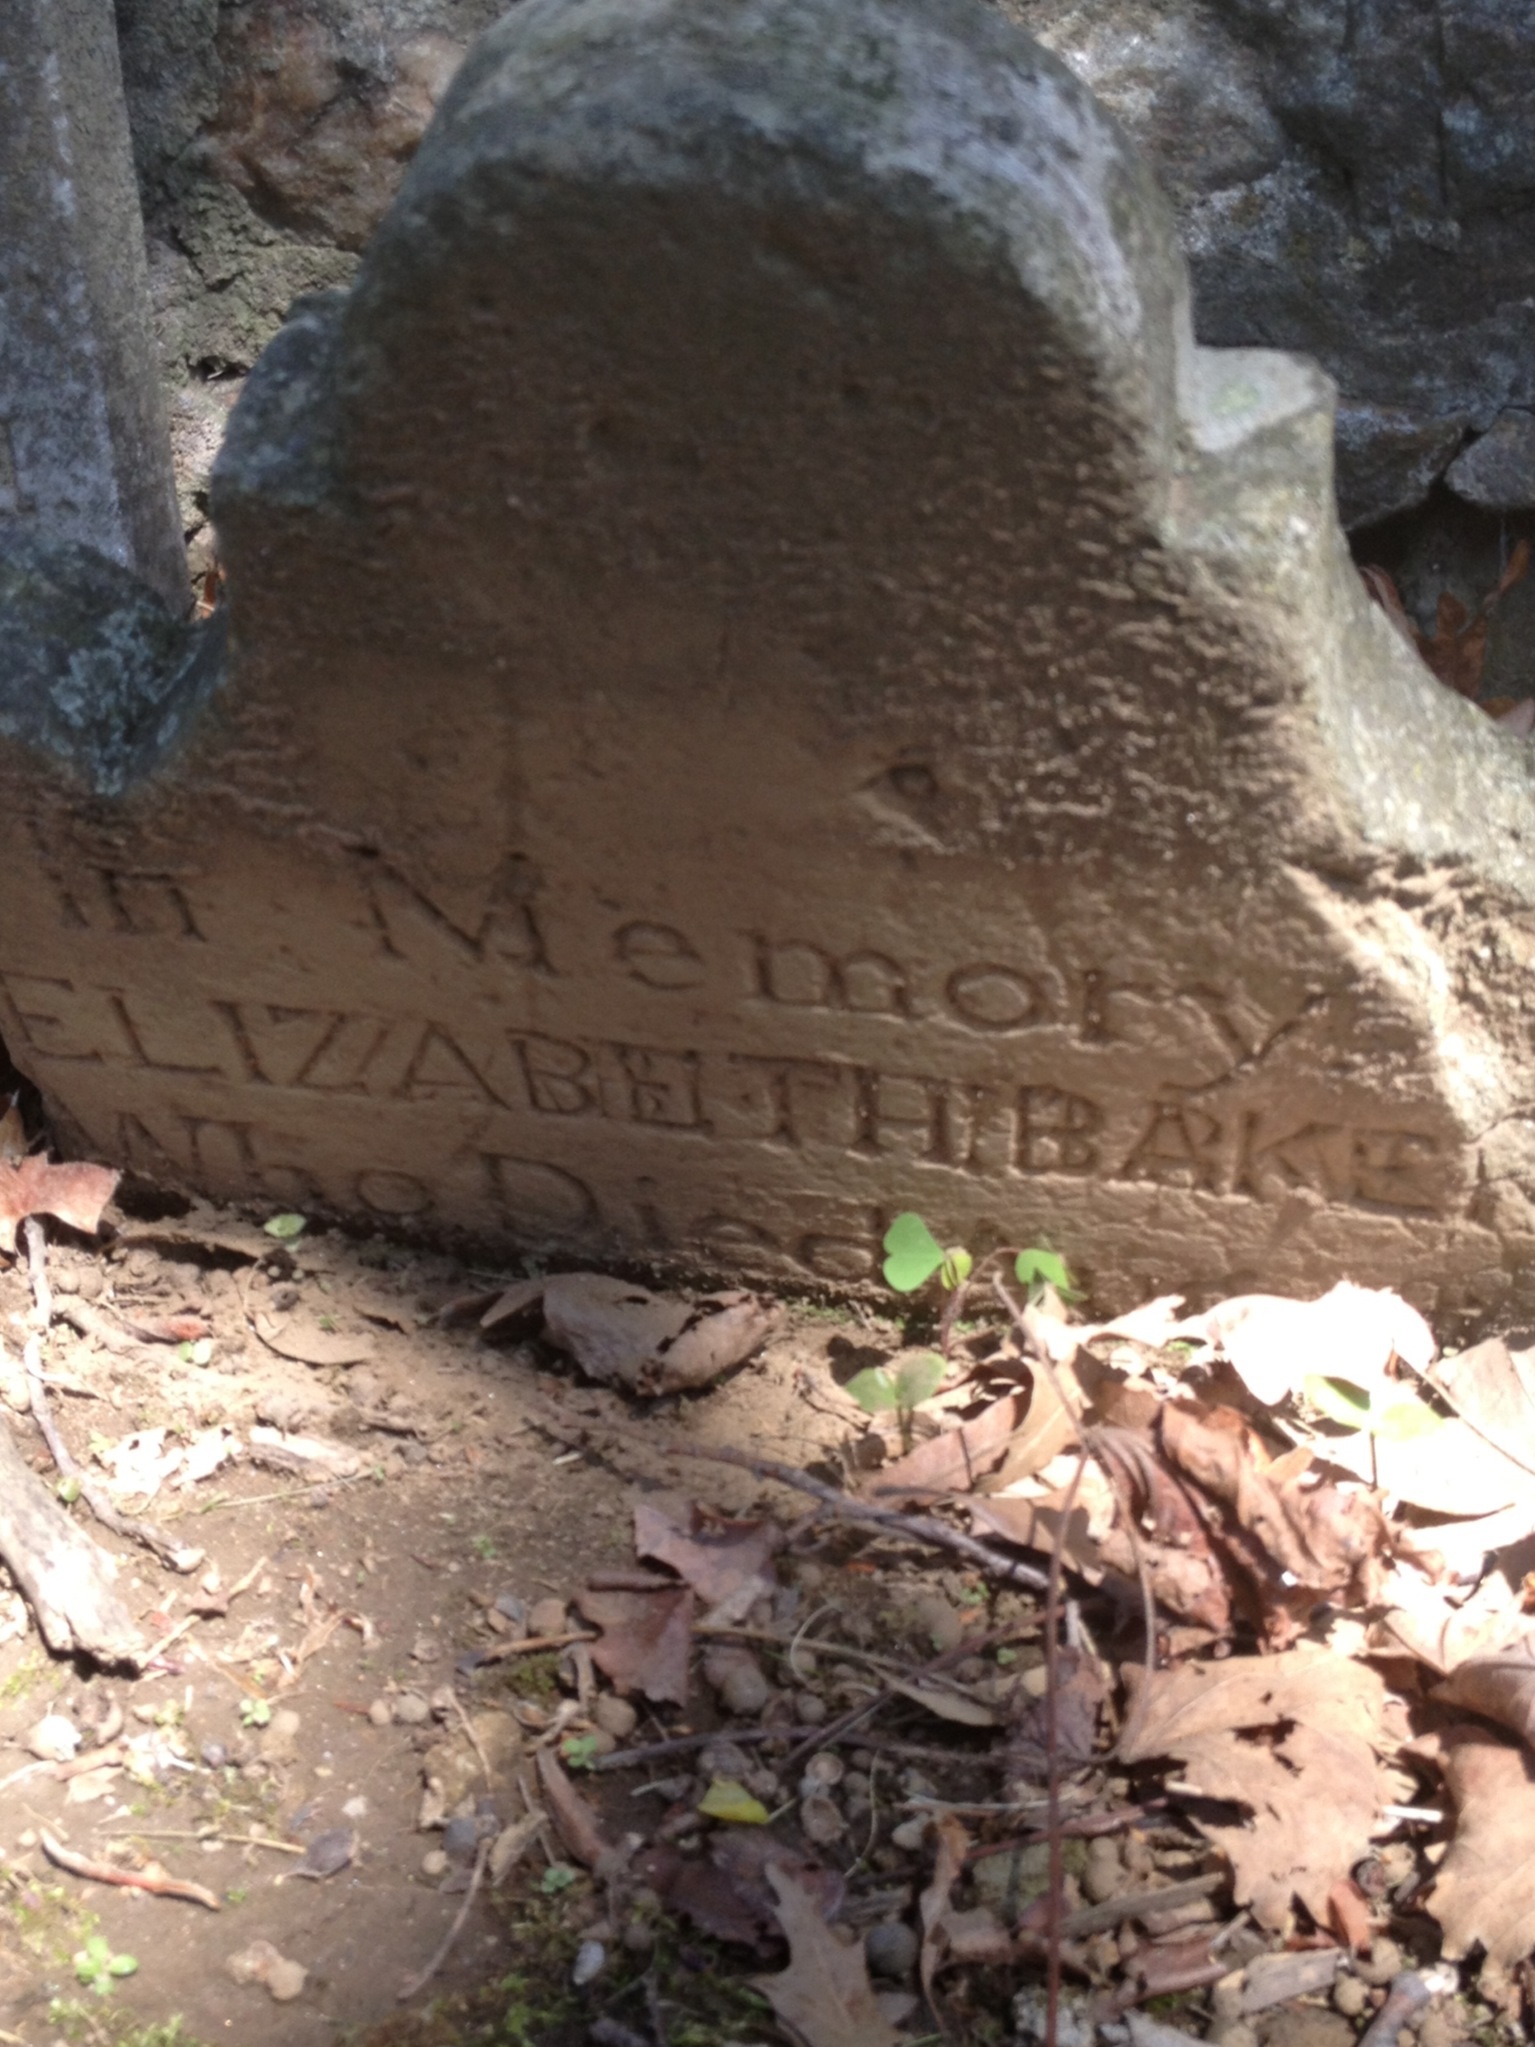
176;1337;215;1366
881;1213;972;1293
262;1212;306;1242
1303;1372;1443;1444
846;1353;946;1453
559;1732;600;1771
540;1864;579;1896
1013;1244;1082;1304
238;1696;272;1729
74;1935;138;1996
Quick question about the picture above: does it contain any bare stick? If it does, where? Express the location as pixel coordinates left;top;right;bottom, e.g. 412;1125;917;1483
529;1395;1048;1593
397;1834;491;2001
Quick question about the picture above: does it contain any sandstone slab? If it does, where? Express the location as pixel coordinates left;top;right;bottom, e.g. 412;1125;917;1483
4;0;1535;1315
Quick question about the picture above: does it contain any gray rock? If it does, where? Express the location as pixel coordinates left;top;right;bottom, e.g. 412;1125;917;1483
864;1920;919;1979
1005;0;1535;527
1447;409;1535;510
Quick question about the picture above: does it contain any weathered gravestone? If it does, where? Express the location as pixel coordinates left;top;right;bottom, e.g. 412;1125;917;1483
2;0;1535;1316
0;0;185;609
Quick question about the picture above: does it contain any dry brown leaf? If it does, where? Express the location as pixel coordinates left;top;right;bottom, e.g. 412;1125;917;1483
1430;1338;1535;1481
1160;1720;1382;1930
254;1314;374;1368
1179;1282;1432;1408
1377;1562;1529;1674
1316;1414;1534;1517
1424;1724;1535;1963
642;1836;843;1950
1159;1399;1385;1625
918;1812;1016;1996
986;1362;1082;1491
543;1274;779;1394
576;1581;694;1704
1007;1644;1105;1781
1328;1875;1374;1955
633;1500;781;1617
890;1677;997;1728
754;1865;901;2047
0;1155;119;1254
1435;1631;1535;1746
866;1394;1025;1504
535;1749;610;1870
1119;1650;1388;1929
1119;1645;1385;1763
120;1312;213;1345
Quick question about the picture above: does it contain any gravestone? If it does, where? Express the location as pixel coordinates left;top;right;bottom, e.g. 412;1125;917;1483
2;0;1535;1315
0;0;185;609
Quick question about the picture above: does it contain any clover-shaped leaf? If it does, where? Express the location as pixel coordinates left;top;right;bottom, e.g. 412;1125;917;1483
1015;1245;1079;1302
894;1353;945;1410
882;1212;946;1292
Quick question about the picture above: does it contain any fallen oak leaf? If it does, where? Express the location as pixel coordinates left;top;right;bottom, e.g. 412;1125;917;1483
543;1274;780;1395
754;1864;901;2047
633;1500;782;1617
1118;1644;1387;1761
1422;1723;1535;1964
1435;1630;1535;1746
0;1156;119;1255
1176;1281;1432;1409
577;1581;694;1704
865;1393;1027;1504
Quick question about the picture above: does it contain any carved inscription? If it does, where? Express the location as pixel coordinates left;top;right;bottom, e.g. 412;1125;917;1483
0;879;1453;1239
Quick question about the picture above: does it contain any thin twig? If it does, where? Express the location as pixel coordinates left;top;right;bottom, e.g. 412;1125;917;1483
397;1834;491;2001
529;1394;1047;1593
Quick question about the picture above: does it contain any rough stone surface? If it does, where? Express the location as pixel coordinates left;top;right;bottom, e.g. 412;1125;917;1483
1;0;185;606
6;0;1535;1316
1003;0;1535;529
113;0;499;559
1446;410;1535;513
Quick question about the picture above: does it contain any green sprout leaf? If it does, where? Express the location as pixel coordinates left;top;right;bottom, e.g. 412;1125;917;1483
238;1696;272;1729
893;1353;945;1411
1303;1374;1375;1430
882;1212;947;1293
56;1475;81;1505
939;1247;973;1289
540;1864;578;1896
262;1212;307;1241
1015;1245;1079;1302
845;1366;901;1415
560;1732;600;1771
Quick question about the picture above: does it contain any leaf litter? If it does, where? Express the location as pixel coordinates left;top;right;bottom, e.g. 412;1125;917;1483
2;1173;1535;2046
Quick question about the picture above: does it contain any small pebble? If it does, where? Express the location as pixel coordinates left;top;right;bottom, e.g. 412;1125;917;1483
710;1649;772;1718
527;1597;569;1637
592;1695;637;1740
800;1792;846;1845
429;1686;457;1717
621;1917;655;1953
1333;1977;1369;2019
26;1714;80;1763
1357;1938;1403;1988
259;1709;302;1766
890;1817;929;1852
267;1958;307;2002
1210;1973;1245;2025
911;1595;965;1654
201;1740;229;1769
864;1921;918;1980
367;1699;393;1728
1208;2026;1257;2047
421;1849;449;1879
802;1753;845;1790
793;1691;828;1725
1082;1836;1123;1904
572;1939;606;1988
393;1693;431;1726
1416;2014;1454;2047
493;1592;528;1631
